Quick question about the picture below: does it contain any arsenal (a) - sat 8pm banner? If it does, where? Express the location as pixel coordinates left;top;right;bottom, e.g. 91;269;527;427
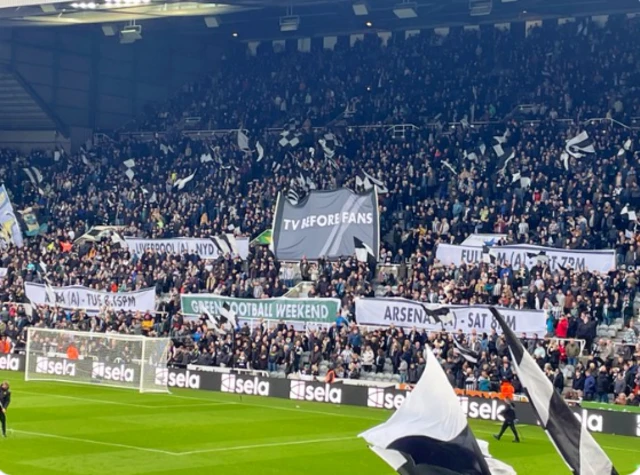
271;188;379;261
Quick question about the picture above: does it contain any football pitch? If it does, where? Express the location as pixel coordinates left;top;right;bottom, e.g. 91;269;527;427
0;370;638;475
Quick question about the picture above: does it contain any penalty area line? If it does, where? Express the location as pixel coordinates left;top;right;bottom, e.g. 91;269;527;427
176;435;358;456
12;430;178;455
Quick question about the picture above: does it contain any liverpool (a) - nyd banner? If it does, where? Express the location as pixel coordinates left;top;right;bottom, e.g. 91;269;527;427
436;243;615;273
181;294;340;324
124;236;249;260
272;188;379;261
25;283;156;312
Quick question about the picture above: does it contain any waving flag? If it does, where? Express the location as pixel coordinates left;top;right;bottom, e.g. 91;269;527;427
360;345;512;474
565;131;595;159
488;308;617;475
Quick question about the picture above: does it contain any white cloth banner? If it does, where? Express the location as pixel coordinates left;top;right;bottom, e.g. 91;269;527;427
355;298;547;334
461;233;507;246
124;237;249;260
25;283;156;312
436;243;615;273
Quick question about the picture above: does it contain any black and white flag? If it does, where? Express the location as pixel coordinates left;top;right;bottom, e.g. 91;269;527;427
211;234;239;257
174;172;196;191
354;236;377;271
318;133;339;160
493;131;509;145
286;188;300;205
237;130;250;152
511;172;531;189
279;130;301;148
442;160;457;175
526;250;549;265
360;345;510;475
419;304;455;327
356;170;388;194
452;338;479;365
23;167;43;187
256;141;265;162
203;303;238;333
482;246;498;265
565;131;595;159
494;146;515;175
488;308;617;475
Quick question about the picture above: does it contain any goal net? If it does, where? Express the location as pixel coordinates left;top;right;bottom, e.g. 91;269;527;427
25;327;172;394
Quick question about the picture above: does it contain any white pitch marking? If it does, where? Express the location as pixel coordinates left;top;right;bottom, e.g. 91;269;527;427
19;391;156;409
12;430;177;456
20;391;233;410
176;436;357;456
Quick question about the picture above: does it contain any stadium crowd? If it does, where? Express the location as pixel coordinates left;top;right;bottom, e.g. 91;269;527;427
1;16;640;402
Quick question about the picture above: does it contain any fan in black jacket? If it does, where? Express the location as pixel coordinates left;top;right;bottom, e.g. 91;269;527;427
493;400;520;443
0;380;11;437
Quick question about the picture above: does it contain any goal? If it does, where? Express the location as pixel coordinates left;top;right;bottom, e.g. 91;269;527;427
25;327;172;394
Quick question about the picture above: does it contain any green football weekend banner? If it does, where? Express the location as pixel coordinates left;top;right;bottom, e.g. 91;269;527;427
180;294;341;323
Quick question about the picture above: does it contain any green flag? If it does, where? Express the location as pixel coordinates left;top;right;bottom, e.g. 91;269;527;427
251;229;272;246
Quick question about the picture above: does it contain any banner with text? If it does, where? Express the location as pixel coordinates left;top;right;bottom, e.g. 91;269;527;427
272;188;379;261
436;243;615;273
124;237;249;260
0;185;24;248
25;283;156;312
355;298;547;334
181;294;341;324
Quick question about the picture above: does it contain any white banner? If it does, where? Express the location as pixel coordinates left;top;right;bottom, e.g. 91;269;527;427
25;283;156;312
124;237;249;260
461;233;507;246
436;243;615;273
355;298;547;334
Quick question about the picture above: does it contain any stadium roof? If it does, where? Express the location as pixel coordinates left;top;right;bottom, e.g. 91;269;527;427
1;0;639;40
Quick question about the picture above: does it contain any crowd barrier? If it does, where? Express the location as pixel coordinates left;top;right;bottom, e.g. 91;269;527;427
1;354;638;438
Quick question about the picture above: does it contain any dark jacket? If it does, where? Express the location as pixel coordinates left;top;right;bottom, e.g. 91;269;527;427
584;374;596;397
0;388;10;410
596;373;611;394
503;402;517;423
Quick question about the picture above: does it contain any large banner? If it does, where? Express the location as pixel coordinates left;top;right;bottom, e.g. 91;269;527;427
272;188;379;261
181;294;341;324
25;282;156;312
124;237;249;260
355;298;547;334
0;185;24;248
436;243;615;273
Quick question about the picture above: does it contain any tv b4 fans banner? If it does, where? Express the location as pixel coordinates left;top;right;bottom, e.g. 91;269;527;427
271;188;379;261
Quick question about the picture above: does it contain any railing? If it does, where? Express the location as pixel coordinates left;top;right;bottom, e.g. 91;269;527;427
115;114;640;144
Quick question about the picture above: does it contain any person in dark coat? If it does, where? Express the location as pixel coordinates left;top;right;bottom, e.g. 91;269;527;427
493;400;520;443
595;367;611;403
583;370;596;401
553;368;565;394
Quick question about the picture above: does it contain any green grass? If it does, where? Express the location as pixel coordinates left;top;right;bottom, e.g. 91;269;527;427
0;370;638;475
582;401;640;414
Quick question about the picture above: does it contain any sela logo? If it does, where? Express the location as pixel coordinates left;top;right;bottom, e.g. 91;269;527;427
367;388;406;410
0;355;20;371
155;368;201;389
573;409;603;433
35;356;76;376
458;397;506;422
289;381;342;404
636;415;640;437
92;362;135;382
221;374;270;396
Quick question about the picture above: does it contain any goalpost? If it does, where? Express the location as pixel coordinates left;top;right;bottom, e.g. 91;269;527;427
25;327;172;394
